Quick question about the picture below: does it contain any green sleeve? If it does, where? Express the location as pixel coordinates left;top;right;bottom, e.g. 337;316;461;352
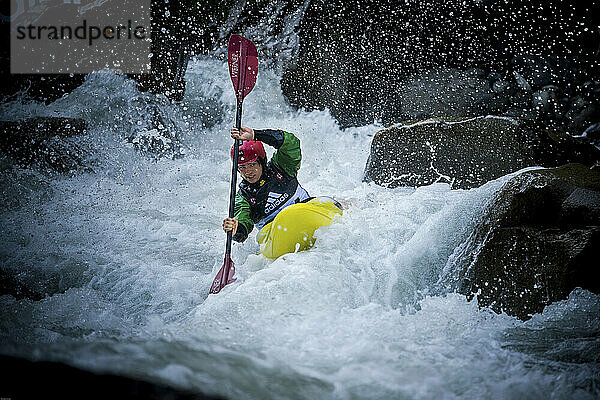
271;131;302;178
233;193;254;242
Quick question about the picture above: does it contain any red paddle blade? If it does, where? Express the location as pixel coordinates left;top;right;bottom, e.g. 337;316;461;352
228;35;258;102
209;255;236;294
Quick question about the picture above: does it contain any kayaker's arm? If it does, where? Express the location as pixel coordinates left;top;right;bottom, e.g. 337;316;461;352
254;129;302;178
233;193;254;242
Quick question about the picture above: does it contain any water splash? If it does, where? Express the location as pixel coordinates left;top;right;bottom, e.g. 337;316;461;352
1;56;598;400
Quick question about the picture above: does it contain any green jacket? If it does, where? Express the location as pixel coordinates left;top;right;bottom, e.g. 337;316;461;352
233;129;309;242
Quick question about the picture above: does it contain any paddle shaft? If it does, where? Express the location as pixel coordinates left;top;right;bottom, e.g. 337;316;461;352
225;100;243;256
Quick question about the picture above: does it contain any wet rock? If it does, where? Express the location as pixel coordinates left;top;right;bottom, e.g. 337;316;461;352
134;0;309;100
566;102;598;135
1;355;223;400
513;71;532;92
0;262;89;301
0;253;91;301
281;0;496;127
395;69;494;122
492;80;510;94
364;116;528;189
129;0;213;101
281;0;598;127
208;0;309;69
0;271;47;302
0;1;236;102
0;74;87;105
583;123;600;146
532;85;560;114
509;91;533;112
363;116;600;189
455;164;600;320
511;54;555;88
0;117;90;173
487;72;502;82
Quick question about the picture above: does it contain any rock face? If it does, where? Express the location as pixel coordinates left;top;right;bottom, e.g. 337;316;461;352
0;117;90;173
281;0;600;128
3;0;598;134
1;355;223;400
1;0;307;103
130;0;238;101
0;1;237;103
455;164;600;320
363;116;600;189
394;69;495;122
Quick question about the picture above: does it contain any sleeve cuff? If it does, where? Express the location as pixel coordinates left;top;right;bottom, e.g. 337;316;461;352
232;223;249;242
254;129;285;148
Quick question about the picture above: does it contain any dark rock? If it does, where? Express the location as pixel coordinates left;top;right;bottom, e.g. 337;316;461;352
281;0;600;127
512;71;532;92
562;187;600;222
0;74;87;105
0;13;85;102
532;85;561;115
364;116;528;189
566;103;599;135
0;117;90;173
206;0;309;69
0;355;224;400
456;164;600;320
129;0;209;101
395;69;495;122
492;80;510;94
133;0;308;100
0;256;90;301
0;270;46;302
509;91;533;111
282;0;496;127
0;1;235;102
487;72;502;82
363;116;600;189
583;123;600;145
510;54;555;88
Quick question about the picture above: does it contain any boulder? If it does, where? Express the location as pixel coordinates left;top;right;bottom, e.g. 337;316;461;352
532;85;561;115
395;69;495;122
455;164;600;320
0;117;90;173
1;355;222;400
510;54;555;89
281;0;495;128
0;258;89;301
281;0;599;128
1;1;236;103
566;101;598;135
363;116;600;189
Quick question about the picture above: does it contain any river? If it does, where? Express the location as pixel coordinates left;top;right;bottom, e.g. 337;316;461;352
1;55;599;400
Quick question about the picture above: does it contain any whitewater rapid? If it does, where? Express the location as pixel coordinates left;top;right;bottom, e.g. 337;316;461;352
1;56;599;400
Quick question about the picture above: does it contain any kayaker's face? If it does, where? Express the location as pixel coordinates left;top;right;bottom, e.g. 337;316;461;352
238;160;262;184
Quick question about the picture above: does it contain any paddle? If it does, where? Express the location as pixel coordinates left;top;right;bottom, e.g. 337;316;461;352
209;35;259;294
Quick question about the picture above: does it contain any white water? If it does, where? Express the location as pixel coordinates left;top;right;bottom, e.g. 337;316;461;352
1;56;599;400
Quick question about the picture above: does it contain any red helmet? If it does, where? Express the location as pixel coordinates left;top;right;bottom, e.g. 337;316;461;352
231;140;266;165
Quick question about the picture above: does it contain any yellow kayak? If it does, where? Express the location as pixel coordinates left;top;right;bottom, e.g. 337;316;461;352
257;197;343;259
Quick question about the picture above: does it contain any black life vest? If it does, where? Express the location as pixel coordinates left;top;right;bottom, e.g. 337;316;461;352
238;161;310;229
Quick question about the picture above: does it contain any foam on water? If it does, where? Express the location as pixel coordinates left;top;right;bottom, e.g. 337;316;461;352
1;56;598;400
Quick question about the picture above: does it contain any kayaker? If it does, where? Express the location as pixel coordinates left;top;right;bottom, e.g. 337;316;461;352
222;126;310;242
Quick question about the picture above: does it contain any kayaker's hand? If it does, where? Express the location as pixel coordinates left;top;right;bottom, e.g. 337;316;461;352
231;127;254;141
223;217;238;235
